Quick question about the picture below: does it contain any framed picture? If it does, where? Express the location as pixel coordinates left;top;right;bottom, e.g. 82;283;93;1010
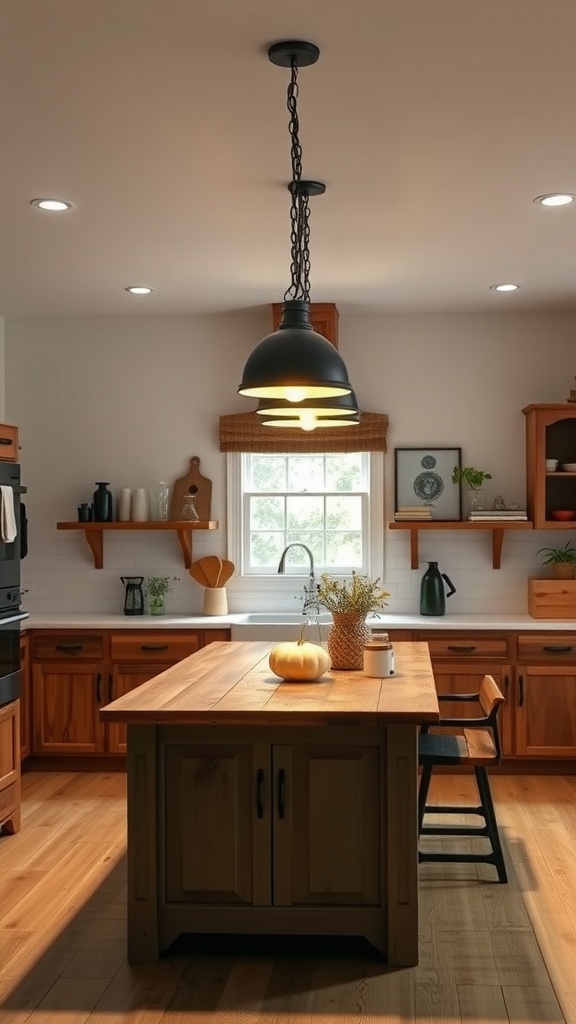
394;447;462;521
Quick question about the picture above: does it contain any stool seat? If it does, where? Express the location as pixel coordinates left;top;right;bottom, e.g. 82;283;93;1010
418;675;508;884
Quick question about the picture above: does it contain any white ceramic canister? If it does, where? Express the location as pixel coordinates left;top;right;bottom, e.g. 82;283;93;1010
363;640;394;677
131;488;149;522
117;488;132;522
202;587;228;616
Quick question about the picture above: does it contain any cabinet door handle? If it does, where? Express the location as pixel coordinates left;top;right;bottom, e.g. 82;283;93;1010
0;437;13;446
56;643;83;652
518;675;524;708
140;644;169;651
447;645;476;653
108;673;113;703
542;645;573;653
504;674;509;693
277;769;286;820
96;672;102;704
256;769;265;819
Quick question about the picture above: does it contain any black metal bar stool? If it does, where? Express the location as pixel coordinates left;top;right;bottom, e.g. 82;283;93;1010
418;674;508;884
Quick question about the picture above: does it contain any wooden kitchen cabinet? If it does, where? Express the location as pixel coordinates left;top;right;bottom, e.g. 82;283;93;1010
523;403;576;528
19;632;31;761
0;700;20;833
30;628;231;759
163;732;382;913
514;632;576;756
0;422;19;462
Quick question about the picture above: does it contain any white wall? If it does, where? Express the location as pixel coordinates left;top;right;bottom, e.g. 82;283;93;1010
5;309;576;615
0;316;5;420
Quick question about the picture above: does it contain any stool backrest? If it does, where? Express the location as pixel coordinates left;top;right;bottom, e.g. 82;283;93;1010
479;674;505;718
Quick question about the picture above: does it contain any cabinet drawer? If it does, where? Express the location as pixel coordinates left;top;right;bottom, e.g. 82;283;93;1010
517;633;576;662
33;634;105;660
0;423;18;461
415;633;511;660
110;633;200;662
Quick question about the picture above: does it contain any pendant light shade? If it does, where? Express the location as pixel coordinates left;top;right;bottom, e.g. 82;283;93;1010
256;385;360;418
239;300;353;401
237;41;357;421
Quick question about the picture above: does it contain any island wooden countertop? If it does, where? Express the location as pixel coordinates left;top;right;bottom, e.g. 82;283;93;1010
99;640;440;727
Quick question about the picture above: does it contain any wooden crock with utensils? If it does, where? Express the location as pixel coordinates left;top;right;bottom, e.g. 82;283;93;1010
190;557;235;615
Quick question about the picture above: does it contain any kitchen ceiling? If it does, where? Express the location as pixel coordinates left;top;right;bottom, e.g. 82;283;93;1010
2;0;576;318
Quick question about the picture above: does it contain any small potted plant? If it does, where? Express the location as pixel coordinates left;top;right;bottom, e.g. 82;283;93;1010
145;575;180;615
452;465;493;513
536;541;576;579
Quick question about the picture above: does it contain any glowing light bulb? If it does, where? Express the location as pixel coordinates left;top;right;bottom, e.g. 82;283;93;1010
284;387;307;403
298;410;317;431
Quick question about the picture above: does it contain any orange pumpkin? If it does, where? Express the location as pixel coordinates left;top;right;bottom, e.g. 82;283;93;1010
269;639;331;681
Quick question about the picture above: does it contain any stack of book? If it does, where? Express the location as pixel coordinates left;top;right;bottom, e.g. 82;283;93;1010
394;505;434;521
468;509;528;522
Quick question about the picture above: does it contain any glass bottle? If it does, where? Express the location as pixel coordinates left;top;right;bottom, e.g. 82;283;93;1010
179;493;200;522
149;481;169;521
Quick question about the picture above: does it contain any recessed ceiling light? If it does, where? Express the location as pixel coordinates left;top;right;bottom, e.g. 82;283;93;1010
533;193;576;207
30;198;72;211
125;286;154;295
490;283;521;292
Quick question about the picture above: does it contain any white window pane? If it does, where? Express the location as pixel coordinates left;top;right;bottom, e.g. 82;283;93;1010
326;533;363;566
326;495;362;530
287;495;324;530
288;456;324;491
250;496;285;530
326;454;364;491
250;532;286;568
250;455;287;491
285;534;324;566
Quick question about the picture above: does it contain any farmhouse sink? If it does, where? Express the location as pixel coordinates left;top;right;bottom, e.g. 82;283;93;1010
241;612;332;625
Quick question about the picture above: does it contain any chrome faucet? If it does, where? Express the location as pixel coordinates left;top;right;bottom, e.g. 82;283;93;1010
277;543;320;617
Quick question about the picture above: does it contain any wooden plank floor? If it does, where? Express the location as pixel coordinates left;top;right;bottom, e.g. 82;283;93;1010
0;771;574;1023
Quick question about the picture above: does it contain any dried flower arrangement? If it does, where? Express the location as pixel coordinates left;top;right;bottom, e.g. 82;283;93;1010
316;571;390;615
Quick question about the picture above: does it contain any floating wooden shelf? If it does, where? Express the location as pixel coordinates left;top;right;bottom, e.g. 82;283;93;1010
56;521;219;569
388;520;534;569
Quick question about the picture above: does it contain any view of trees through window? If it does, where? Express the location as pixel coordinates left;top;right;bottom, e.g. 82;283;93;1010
242;453;369;574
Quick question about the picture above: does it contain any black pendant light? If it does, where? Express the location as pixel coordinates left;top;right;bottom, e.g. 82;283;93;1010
256;389;360;431
238;41;357;415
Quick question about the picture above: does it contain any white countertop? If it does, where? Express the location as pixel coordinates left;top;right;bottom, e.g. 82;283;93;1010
22;612;576;631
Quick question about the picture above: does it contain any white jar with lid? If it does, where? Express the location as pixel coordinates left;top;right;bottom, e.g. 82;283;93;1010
363;639;394;677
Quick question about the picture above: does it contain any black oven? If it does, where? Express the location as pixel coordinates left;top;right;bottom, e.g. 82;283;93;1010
0;460;28;708
0;607;27;708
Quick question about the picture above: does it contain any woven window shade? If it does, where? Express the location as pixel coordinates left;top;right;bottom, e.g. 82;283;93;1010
219;411;388;453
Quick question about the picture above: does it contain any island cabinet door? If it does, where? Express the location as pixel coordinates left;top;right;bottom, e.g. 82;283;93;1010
163;741;272;906
272;743;381;907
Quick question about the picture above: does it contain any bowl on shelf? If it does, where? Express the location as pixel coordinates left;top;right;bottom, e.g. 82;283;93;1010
561;463;576;471
551;510;576;521
545;459;559;471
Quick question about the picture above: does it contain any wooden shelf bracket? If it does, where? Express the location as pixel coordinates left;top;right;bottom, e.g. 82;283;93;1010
388;521;533;570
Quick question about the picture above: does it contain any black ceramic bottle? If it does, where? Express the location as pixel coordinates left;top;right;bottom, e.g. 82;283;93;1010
419;561;456;616
93;482;113;522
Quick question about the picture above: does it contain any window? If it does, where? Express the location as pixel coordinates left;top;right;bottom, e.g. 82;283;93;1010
227;452;383;580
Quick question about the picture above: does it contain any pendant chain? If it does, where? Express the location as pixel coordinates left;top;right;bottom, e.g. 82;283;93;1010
284;59;311;303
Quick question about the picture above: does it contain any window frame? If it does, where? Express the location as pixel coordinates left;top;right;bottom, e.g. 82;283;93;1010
226;451;384;599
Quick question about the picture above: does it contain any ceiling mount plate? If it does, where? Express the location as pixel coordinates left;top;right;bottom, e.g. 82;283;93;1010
288;180;326;198
268;41;320;69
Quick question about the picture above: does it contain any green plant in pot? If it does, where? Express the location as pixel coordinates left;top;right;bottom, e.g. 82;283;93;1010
452;465;493;513
145;575;180;615
536;541;576;579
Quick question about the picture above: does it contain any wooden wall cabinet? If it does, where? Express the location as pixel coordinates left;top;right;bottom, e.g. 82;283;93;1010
0;700;21;834
31;628;231;758
523;403;576;528
0;422;19;462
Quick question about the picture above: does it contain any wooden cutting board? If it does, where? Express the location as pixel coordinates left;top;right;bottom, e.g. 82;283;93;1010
170;456;212;522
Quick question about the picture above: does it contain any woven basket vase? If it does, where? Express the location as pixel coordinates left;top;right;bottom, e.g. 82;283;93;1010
328;612;371;670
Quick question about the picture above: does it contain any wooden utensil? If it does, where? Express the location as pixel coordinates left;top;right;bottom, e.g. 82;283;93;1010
218;559;235;586
196;555;223;589
189;560;212;588
170;456;212;522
